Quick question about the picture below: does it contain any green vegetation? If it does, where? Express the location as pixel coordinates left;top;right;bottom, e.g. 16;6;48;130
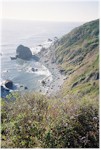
1;19;99;148
55;19;99;99
55;19;99;72
1;92;99;148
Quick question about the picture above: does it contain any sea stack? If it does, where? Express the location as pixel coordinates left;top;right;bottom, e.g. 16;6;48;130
16;45;32;60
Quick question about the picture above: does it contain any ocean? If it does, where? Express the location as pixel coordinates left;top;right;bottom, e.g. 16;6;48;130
1;19;82;94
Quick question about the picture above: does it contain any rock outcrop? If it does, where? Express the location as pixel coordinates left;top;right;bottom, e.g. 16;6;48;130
4;80;13;89
16;45;32;60
71;72;99;89
85;72;99;82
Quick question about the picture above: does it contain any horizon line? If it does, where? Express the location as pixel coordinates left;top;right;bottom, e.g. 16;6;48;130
0;17;99;24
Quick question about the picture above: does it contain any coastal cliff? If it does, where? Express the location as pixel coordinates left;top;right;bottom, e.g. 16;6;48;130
53;19;99;99
1;19;99;148
38;19;99;99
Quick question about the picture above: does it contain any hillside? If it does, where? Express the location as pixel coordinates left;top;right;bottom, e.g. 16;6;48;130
1;19;99;148
55;19;99;70
53;19;99;99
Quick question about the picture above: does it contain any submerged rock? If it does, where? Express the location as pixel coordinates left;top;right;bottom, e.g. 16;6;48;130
41;80;46;86
10;56;17;60
48;38;52;42
31;68;38;72
38;44;42;47
24;86;28;90
16;45;32;60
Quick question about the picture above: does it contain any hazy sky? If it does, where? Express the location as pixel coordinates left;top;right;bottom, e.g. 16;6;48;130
0;0;99;22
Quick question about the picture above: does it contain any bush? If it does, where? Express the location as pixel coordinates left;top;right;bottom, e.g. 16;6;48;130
1;92;99;148
43;105;99;148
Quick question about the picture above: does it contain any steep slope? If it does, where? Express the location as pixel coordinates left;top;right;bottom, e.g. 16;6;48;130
55;19;99;70
1;19;99;148
53;19;99;100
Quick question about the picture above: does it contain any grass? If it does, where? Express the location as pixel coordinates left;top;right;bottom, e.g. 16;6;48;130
55;19;99;72
1;19;99;148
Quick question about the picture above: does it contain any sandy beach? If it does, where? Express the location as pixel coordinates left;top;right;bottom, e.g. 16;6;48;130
37;43;66;96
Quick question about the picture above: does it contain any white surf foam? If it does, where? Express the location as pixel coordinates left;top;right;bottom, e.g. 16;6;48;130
24;63;53;82
30;39;53;54
42;40;52;49
31;46;42;55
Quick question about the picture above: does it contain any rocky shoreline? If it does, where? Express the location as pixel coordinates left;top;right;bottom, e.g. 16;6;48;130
37;41;66;96
1;38;66;98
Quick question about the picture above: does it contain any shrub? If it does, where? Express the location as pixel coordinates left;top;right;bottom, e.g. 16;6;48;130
1;92;99;148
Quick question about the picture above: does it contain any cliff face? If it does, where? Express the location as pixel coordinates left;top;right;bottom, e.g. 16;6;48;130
54;19;99;99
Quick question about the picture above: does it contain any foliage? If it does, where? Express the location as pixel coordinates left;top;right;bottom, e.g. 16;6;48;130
1;19;99;148
1;92;99;148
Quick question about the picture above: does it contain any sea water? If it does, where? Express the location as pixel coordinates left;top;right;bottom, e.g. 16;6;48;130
0;19;81;93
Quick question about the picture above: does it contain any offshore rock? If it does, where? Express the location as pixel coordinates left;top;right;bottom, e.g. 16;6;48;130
16;45;32;60
4;80;13;89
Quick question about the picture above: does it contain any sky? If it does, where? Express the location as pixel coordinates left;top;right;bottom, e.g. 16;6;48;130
0;0;99;22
